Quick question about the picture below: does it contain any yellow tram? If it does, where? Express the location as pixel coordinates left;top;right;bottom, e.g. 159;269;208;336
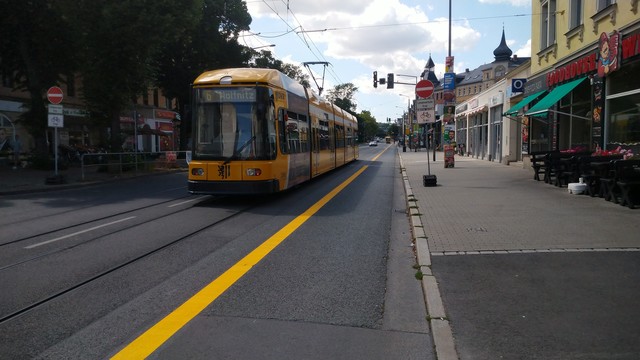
188;68;359;195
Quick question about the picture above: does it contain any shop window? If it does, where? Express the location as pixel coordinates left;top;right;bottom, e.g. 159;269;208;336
608;61;639;94
558;81;591;150
607;93;640;152
607;62;640;153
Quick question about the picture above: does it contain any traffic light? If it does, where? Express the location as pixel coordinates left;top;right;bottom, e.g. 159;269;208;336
373;71;378;88
387;73;394;89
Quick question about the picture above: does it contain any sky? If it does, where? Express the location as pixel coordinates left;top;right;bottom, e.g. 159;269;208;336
241;0;532;123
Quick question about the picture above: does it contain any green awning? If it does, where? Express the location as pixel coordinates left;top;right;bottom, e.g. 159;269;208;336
503;90;547;116
524;77;587;117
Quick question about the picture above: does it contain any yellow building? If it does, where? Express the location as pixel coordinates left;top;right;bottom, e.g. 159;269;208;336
521;0;640;153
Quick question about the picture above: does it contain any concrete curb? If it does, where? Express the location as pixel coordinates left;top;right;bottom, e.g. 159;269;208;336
399;152;459;360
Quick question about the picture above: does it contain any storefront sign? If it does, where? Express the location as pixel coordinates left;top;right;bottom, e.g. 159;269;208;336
155;109;176;119
591;75;603;148
490;93;503;106
546;52;597;87
512;78;526;93
524;74;547;96
597;31;620;77
621;30;640;60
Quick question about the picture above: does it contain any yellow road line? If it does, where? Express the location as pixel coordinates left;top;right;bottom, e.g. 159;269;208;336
371;145;390;162
111;165;369;359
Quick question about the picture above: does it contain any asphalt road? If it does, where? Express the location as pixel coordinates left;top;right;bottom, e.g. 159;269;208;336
1;144;433;359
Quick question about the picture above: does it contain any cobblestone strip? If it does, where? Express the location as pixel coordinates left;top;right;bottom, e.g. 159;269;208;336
432;247;640;256
399;153;459;360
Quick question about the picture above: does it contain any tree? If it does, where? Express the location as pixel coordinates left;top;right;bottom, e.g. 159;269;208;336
68;0;202;151
251;51;310;88
357;110;378;142
155;0;252;150
388;123;399;138
0;0;79;155
326;83;357;113
280;63;311;88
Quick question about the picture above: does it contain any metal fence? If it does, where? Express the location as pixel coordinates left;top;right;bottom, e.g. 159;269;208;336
80;151;190;181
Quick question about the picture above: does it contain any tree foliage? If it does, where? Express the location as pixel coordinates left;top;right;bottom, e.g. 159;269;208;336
0;0;79;153
1;0;255;152
250;50;310;88
326;83;357;114
358;109;378;142
66;0;203;151
154;0;252;149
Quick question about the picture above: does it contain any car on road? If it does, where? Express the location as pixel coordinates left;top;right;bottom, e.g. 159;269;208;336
369;141;377;146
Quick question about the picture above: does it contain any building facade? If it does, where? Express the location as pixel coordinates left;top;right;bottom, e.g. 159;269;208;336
519;0;640;156
0;73;179;160
452;30;530;164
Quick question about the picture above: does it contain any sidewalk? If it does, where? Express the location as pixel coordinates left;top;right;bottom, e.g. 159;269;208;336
398;148;640;359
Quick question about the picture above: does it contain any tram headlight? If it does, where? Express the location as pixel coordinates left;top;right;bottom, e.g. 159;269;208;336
191;168;205;176
246;168;262;176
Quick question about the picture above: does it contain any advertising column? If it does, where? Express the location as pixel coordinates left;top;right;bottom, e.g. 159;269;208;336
443;56;456;168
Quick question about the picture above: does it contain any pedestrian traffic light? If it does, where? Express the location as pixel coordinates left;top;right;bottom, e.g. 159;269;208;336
387;73;394;89
373;71;378;88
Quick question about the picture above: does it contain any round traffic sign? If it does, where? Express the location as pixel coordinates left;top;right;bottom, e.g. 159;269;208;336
47;86;64;104
415;80;434;98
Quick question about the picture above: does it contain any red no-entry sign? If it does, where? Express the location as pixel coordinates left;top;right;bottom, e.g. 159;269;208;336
415;80;434;98
47;86;64;104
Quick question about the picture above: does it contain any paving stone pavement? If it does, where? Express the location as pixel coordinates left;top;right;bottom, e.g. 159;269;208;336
398;148;640;255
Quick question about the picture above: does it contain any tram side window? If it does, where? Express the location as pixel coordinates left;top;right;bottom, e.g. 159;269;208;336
287;111;301;153
266;99;277;159
319;119;330;150
278;108;289;154
336;124;345;148
279;109;310;154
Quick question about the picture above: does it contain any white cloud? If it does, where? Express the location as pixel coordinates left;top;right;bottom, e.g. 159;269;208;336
247;0;532;121
478;0;531;6
515;39;532;57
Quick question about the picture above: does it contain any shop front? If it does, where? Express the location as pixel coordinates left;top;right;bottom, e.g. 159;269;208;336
520;27;640;158
605;43;640;156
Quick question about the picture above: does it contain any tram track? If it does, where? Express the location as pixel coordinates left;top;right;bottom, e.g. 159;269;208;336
0;194;197;248
0;198;263;325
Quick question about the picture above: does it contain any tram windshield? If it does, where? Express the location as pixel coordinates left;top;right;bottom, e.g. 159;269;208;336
193;87;276;160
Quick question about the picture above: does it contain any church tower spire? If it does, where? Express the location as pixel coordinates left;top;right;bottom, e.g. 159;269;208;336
493;27;513;62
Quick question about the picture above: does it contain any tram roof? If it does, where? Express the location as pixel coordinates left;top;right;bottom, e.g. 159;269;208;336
193;68;307;98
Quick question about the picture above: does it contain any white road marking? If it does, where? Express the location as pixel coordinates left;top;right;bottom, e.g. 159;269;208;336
25;216;137;249
168;196;208;208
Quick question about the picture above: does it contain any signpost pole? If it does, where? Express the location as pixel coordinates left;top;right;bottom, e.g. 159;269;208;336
46;87;64;183
54;127;59;176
